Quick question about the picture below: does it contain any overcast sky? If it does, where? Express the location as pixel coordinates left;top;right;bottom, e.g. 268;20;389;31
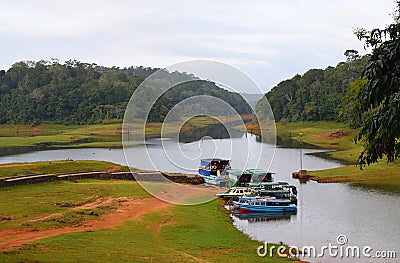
0;0;395;92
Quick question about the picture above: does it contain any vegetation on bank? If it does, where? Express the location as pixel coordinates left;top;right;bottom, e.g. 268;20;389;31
245;121;362;164
245;121;400;195
0;180;150;231
309;162;400;195
0;60;251;125
0;160;129;179
0;122;123;148
0;116;222;149
256;54;368;124
277;122;400;195
274;121;362;164
0;180;292;262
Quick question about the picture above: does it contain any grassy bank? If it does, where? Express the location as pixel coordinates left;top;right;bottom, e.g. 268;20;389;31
274;121;361;164
0;117;232;149
243;121;361;163
245;121;400;195
0;180;292;262
0;122;124;148
309;162;400;195
0;160;129;179
275;122;400;195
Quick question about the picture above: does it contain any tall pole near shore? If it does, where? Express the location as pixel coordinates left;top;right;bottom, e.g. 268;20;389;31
299;132;303;171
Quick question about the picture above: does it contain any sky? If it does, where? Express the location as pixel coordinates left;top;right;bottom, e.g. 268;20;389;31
0;0;396;92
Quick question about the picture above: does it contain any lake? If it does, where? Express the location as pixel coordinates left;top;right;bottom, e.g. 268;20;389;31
0;132;398;262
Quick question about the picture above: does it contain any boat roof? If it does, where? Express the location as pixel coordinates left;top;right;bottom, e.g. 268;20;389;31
248;182;280;186
201;158;230;162
227;169;275;176
246;169;275;174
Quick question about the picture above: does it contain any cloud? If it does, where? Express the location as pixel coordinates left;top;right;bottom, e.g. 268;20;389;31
0;0;396;91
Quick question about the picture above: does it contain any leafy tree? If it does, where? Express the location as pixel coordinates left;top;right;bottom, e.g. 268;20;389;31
260;56;368;122
0;60;251;125
339;78;368;128
354;1;400;166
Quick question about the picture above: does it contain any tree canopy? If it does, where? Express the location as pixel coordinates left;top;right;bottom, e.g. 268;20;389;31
0;60;252;125
257;55;368;123
355;1;400;166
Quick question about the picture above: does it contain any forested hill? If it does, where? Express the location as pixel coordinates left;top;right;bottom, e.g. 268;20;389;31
257;55;369;122
0;60;252;125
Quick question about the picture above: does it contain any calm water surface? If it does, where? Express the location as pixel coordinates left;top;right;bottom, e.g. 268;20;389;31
0;133;399;262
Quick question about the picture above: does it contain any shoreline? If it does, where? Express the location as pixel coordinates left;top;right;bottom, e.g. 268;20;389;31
0;177;294;262
244;121;400;195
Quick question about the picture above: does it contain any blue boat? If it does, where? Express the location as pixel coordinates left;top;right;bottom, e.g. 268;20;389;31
234;196;297;213
198;158;231;186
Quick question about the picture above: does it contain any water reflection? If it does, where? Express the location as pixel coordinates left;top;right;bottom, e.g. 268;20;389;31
0;132;399;262
232;210;296;223
0;146;39;157
178;123;244;143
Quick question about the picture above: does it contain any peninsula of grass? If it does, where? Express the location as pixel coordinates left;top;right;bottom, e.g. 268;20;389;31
309;162;400;195
245;121;362;164
0;116;228;149
0;180;293;262
245;121;400;195
0;160;129;179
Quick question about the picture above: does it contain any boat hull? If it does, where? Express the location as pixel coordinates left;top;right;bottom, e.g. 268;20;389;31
240;204;297;213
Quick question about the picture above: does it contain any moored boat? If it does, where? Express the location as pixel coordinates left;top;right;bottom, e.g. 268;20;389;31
198;158;231;187
234;196;297;213
215;187;252;199
228;169;274;187
251;182;298;204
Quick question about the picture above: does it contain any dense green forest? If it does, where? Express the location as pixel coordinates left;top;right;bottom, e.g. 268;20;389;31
0;60;252;125
257;54;369;125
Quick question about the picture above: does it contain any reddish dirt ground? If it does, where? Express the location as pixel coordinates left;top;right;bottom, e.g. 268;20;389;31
0;197;171;251
0;163;33;168
312;129;350;140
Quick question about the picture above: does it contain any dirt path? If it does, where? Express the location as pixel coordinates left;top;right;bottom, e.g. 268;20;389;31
0;197;171;251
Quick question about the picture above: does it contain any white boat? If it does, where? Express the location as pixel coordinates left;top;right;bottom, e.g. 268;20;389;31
215;187;252;199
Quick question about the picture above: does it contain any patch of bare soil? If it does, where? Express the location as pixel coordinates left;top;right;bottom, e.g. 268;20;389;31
313;129;350;140
141;182;221;205
105;166;123;173
71;196;116;210
0;197;171;251
26;213;63;223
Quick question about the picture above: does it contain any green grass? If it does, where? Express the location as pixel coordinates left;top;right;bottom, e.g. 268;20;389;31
0;160;129;179
309;161;400;195
272;121;400;195
0;117;223;149
0;123;123;148
244;121;363;164
0;180;292;262
0;180;150;230
274;121;362;164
